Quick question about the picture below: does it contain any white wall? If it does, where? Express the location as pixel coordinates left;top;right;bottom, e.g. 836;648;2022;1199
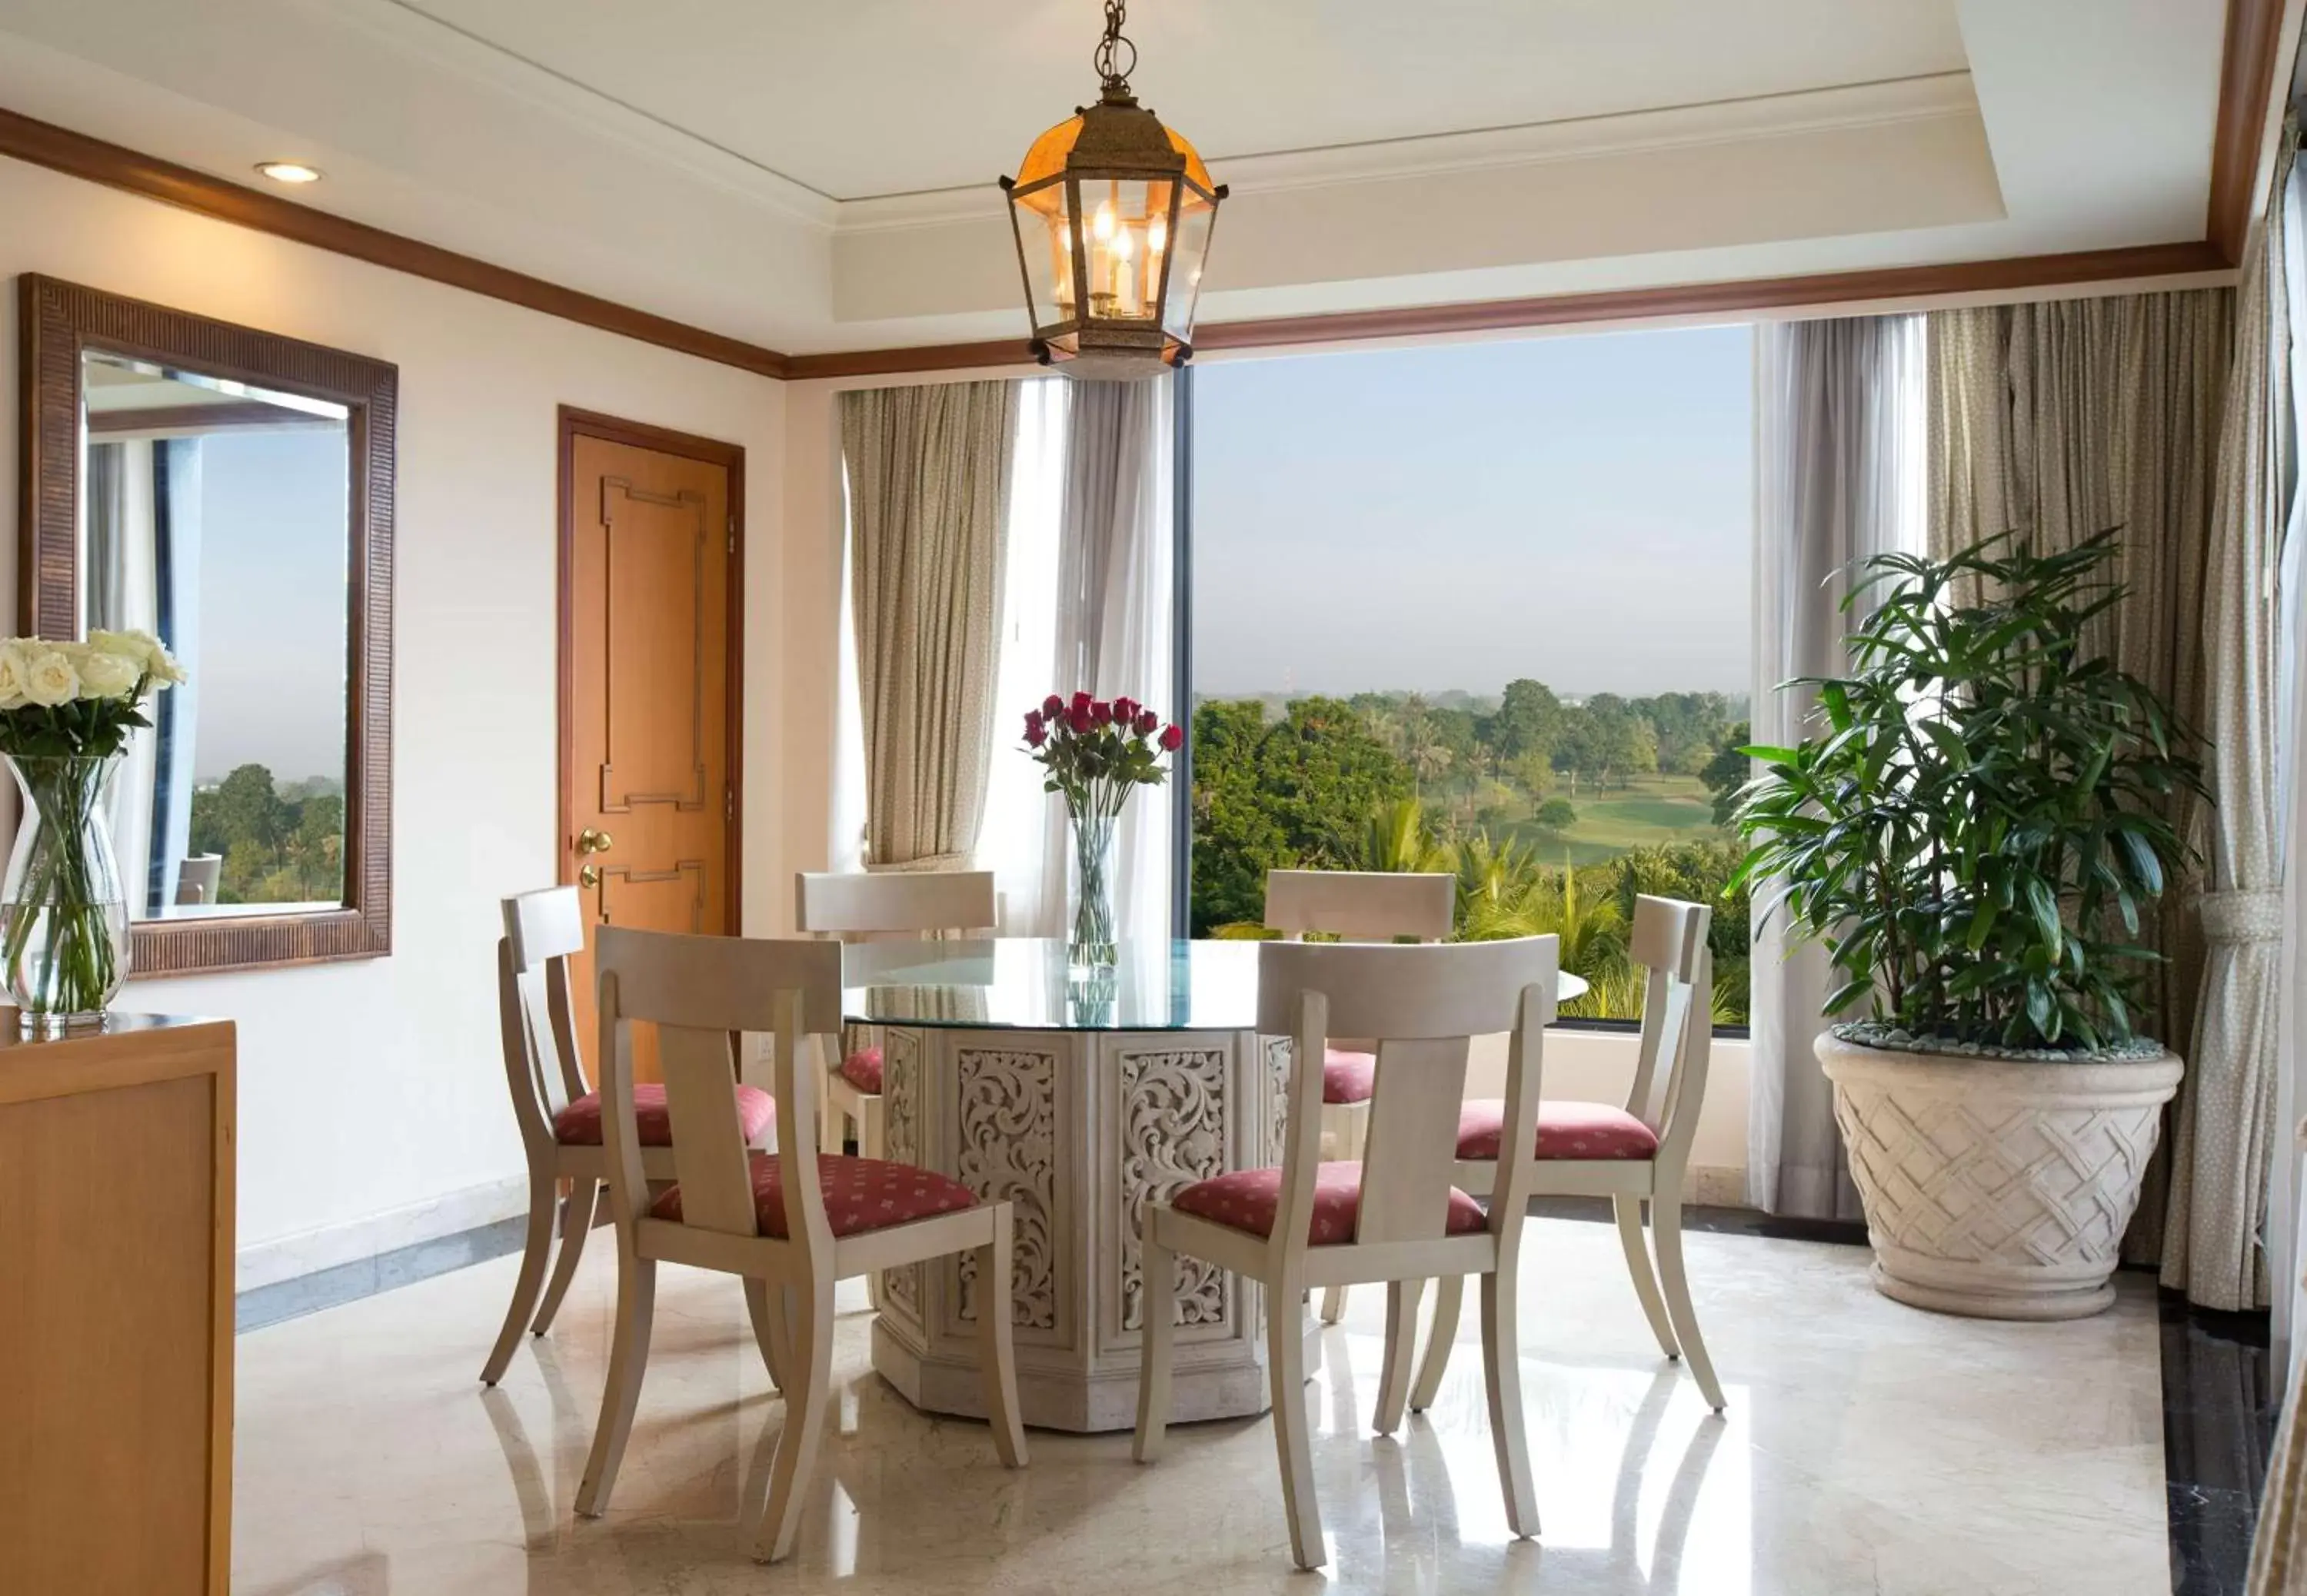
0;155;797;1286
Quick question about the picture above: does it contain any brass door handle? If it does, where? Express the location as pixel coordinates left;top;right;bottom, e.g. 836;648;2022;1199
579;863;602;889
576;827;614;855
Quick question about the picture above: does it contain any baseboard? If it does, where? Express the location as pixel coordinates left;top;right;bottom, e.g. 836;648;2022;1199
1688;1165;1749;1209
235;1172;530;1293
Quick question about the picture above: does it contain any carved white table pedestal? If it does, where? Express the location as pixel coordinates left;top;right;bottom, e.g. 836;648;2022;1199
867;1022;1289;1433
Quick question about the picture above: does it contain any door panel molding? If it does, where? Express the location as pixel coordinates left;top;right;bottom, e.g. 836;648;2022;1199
556;407;744;937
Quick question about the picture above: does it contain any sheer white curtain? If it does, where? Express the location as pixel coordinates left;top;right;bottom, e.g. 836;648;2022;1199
1747;314;1926;1219
997;377;1177;943
980;380;1072;929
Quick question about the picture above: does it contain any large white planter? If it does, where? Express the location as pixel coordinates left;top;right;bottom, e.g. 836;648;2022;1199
1815;1032;2182;1321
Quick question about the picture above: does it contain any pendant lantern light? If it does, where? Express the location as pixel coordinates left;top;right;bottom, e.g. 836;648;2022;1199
999;1;1226;377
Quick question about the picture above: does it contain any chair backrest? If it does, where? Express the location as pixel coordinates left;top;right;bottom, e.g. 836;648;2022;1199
794;869;997;942
592;926;846;1252
498;886;591;1152
1257;936;1558;1262
1263;869;1456;943
1623;895;1713;1158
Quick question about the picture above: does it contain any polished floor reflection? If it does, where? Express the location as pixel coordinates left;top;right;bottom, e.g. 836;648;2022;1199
234;1218;2168;1594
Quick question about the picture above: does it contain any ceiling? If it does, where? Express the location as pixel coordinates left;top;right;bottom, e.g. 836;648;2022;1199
390;0;1972;201
0;0;2265;359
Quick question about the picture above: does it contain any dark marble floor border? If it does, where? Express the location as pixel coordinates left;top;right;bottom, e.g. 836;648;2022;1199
235;1215;528;1333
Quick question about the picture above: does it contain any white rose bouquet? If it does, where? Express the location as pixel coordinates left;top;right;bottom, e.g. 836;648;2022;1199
0;630;187;1029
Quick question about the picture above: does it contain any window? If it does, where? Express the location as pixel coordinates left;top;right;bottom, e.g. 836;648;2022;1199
1185;327;1755;1022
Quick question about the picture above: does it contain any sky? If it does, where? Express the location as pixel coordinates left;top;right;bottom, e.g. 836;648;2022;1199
191;430;351;784
1191;324;1753;701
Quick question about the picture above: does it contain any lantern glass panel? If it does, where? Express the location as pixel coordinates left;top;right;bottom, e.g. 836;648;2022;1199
1160;191;1217;344
1013;181;1074;332
1072;178;1171;324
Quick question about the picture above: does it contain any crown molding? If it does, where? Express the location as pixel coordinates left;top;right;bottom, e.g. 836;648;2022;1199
341;0;839;231
838;72;1980;236
2208;0;2289;263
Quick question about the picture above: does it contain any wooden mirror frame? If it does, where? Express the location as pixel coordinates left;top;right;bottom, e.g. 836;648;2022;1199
16;274;394;976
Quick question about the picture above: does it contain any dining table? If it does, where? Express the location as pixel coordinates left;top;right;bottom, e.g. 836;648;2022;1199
840;936;1587;1434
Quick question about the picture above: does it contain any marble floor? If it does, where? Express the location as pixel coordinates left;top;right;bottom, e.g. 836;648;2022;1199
234;1219;2169;1595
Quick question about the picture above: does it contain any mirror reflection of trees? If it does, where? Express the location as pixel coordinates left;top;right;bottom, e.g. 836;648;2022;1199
187;764;345;906
1190;680;1753;1023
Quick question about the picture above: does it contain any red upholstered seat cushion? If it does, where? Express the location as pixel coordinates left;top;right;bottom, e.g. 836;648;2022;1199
552;1083;775;1148
1455;1099;1660;1162
1170;1162;1488;1246
1320;1047;1377;1105
650;1152;978;1238
838;1046;885;1094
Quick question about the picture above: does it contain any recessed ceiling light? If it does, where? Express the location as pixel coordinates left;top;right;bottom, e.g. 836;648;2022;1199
255;161;323;185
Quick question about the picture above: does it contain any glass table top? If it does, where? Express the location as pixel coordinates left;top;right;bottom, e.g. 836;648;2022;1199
840;937;1588;1032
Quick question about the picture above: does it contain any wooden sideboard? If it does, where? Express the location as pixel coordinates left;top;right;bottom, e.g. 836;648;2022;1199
0;1014;235;1596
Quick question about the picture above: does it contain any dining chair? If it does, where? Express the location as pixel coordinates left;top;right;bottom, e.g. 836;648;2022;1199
481;885;777;1386
576;926;1027;1564
1262;867;1456;1324
794;869;997;1161
1134;934;1559;1571
1405;894;1725;1415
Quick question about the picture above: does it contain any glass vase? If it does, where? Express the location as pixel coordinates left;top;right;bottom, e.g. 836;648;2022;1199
2;754;130;1032
1069;809;1118;974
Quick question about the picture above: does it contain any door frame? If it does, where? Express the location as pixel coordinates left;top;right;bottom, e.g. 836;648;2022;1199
554;406;746;935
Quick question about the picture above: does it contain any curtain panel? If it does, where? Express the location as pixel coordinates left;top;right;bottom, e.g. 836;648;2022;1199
840;381;1020;873
1747;315;1924;1219
1024;377;1176;943
1924;288;2232;1271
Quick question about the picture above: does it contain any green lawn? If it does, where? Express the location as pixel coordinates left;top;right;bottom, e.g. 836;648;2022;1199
1502;773;1726;866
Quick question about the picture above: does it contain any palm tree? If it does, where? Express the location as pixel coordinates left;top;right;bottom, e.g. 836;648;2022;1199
1361;796;1453;876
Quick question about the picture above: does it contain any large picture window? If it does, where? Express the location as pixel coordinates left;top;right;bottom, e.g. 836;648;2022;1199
1185;327;1755;1022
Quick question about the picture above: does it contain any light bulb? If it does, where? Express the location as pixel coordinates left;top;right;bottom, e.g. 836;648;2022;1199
1148;216;1168;253
1093;201;1115;241
1111;226;1134;261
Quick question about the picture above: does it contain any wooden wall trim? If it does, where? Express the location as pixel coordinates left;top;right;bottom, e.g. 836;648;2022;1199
2209;0;2289;265
0;106;794;379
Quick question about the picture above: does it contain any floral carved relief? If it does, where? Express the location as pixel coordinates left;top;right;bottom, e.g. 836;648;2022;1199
955;1047;1058;1330
1119;1048;1230;1332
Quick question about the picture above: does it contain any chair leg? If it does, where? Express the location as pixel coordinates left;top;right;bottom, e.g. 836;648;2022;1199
481;1172;556;1385
575;1252;657;1516
1319;1102;1368;1323
1653;1189;1725;1412
1374;1277;1423;1434
1267;1271;1326;1570
1480;1265;1538;1539
530;1178;602;1338
754;1278;835;1563
1409;1273;1464;1413
743;1276;787;1392
859;1096;888;1311
1614;1194;1681;1361
976;1209;1028;1468
1133;1228;1177;1462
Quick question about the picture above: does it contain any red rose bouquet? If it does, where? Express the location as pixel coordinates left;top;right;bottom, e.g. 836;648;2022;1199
1021;692;1183;964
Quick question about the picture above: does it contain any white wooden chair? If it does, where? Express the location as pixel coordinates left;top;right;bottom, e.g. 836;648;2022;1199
1262;867;1456;1324
794;869;997;1162
576;926;1026;1564
1406;894;1725;1415
481;885;777;1386
1134;934;1559;1571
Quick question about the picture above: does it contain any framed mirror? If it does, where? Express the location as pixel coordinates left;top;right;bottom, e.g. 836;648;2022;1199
17;274;394;975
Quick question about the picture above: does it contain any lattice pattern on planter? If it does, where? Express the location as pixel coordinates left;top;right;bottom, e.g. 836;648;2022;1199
1833;1084;2166;1267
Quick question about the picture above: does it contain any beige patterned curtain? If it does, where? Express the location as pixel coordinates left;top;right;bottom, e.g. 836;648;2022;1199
2171;127;2296;1315
1926;289;2232;1265
841;381;1020;871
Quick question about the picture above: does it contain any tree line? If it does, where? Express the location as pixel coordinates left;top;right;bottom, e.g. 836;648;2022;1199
186;763;344;906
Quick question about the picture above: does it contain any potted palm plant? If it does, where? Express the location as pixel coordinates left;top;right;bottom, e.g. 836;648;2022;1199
1733;531;2201;1319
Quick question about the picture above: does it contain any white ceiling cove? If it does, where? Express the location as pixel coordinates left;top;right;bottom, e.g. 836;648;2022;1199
0;0;2249;355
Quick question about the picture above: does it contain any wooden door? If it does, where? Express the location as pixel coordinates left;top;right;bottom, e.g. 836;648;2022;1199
559;410;744;1081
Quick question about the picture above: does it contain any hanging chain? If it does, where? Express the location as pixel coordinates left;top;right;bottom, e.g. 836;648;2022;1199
1093;0;1137;93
